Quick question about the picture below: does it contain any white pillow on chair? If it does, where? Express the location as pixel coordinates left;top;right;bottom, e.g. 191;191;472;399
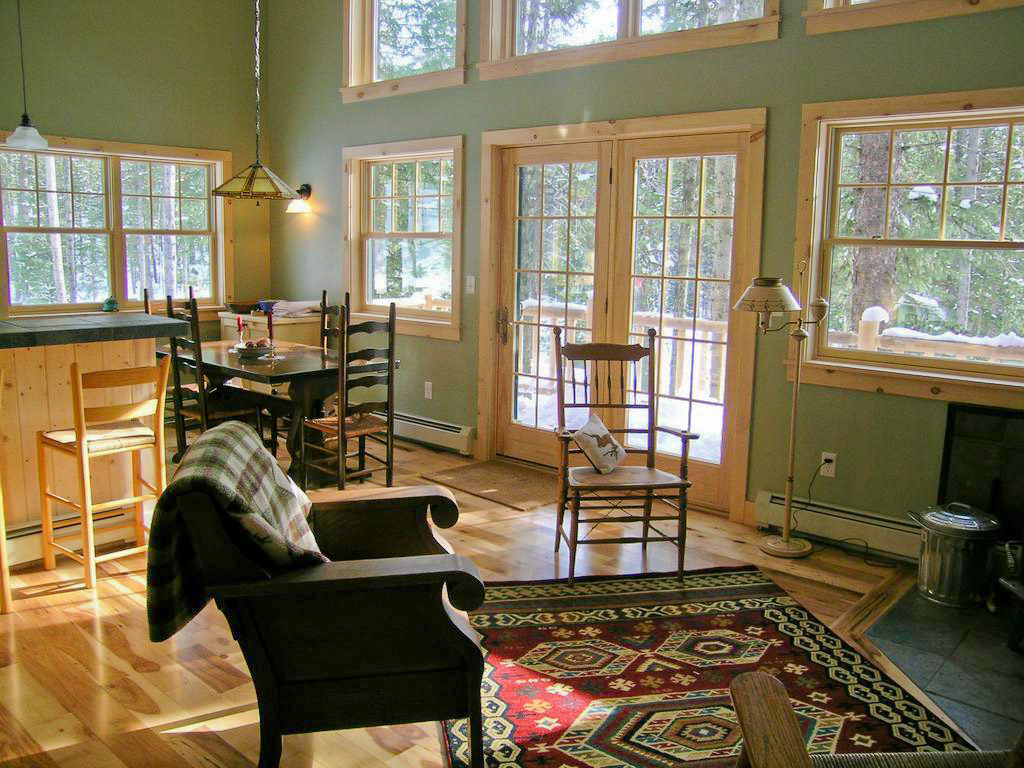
572;413;626;474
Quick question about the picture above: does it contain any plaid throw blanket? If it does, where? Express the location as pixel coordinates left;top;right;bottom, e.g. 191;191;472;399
147;421;327;642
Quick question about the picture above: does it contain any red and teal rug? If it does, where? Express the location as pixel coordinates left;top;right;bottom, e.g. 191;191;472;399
443;567;972;768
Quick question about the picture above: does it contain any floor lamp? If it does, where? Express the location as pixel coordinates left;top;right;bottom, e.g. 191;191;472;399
734;277;828;558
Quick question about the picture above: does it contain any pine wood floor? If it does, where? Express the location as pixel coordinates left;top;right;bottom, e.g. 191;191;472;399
0;439;931;767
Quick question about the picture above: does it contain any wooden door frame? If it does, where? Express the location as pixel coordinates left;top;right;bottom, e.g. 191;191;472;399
476;108;767;522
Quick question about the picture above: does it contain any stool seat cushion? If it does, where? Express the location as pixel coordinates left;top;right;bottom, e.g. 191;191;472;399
44;420;155;453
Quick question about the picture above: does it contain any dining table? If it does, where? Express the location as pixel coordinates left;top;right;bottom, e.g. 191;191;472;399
158;339;398;487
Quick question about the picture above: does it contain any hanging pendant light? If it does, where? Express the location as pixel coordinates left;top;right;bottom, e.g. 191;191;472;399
6;0;47;151
213;0;297;201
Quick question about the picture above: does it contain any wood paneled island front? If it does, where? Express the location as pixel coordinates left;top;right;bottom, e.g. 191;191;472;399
0;313;186;565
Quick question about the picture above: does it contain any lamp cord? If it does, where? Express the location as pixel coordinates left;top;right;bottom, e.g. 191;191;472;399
253;0;262;163
16;0;29;118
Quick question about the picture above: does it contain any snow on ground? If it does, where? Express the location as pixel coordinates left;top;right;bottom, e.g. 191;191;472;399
881;327;1024;348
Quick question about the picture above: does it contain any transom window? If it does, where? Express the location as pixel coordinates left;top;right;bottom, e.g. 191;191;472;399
0;141;226;312
817;113;1024;376
481;0;778;78
344;136;463;340
342;0;466;102
374;0;457;80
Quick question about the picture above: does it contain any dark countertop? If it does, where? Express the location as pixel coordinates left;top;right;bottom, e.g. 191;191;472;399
0;313;189;349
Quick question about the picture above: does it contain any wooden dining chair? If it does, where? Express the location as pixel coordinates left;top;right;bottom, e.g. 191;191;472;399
303;296;397;489
167;296;261;461
37;357;171;588
553;326;699;583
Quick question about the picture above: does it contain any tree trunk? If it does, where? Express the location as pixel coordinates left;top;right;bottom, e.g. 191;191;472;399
954;129;981;328
42;157;69;304
159;165;178;296
849;133;894;326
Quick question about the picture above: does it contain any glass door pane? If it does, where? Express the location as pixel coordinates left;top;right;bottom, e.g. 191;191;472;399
626;152;736;464
512;159;599;433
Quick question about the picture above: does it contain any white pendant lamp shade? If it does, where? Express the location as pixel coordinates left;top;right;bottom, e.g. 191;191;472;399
6;118;47;150
733;277;801;313
8;0;47;151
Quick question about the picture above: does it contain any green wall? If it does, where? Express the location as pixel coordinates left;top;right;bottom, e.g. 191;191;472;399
261;0;1022;520
0;0;271;301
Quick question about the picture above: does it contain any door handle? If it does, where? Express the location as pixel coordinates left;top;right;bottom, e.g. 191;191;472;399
497;307;510;345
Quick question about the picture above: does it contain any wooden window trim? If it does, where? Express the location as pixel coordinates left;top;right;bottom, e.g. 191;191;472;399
342;136;463;341
793;87;1024;407
804;0;1024;35
0;132;233;317
476;107;767;523
479;0;779;81
341;0;467;104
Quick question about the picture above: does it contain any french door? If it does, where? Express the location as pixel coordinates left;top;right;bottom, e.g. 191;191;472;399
494;133;753;512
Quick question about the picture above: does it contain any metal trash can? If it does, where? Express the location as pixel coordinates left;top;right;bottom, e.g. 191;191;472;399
909;502;1001;607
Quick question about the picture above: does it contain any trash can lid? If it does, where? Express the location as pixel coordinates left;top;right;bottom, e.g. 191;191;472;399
912;502;1001;538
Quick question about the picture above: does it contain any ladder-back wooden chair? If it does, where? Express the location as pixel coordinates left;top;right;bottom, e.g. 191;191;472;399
37;357;170;588
167;296;261;461
553;326;698;583
304;295;396;489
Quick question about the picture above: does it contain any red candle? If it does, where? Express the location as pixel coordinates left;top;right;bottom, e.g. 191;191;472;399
236;315;243;333
267;309;274;342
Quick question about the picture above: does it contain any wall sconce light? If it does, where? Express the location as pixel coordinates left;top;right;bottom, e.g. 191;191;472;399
285;184;313;214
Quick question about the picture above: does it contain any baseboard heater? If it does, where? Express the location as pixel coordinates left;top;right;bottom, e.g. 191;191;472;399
388;411;475;456
755;490;920;561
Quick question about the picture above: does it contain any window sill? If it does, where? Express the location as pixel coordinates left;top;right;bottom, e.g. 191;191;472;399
786;356;1024;408
477;16;778;81
803;0;1024;34
341;68;466;104
350;310;460;341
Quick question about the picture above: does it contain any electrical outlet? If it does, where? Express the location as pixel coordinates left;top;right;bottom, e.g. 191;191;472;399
466;275;476;294
424;380;433;400
820;452;837;478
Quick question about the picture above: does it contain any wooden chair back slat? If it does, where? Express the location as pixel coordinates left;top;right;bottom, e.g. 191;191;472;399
83;400;160;426
347;347;390;363
346;375;389;391
348;320;391;335
81;364;168;389
346;401;389;417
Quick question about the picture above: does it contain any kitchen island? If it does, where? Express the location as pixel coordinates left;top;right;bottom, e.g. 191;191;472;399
0;312;187;563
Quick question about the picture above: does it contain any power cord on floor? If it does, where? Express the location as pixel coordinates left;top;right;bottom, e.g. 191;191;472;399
788;461;898;569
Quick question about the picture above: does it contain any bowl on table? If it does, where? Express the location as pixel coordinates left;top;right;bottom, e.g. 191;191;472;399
233;341;272;360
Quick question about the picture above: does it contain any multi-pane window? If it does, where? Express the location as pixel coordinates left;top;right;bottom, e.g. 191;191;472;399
514;0;766;55
363;154;455;313
628;152;736;463
0;145;222;311
805;0;1024;34
374;0;457;80
820;116;1024;372
121;160;214;300
0;151;110;306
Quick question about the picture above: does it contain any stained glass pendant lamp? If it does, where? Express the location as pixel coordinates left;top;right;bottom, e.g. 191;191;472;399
213;0;298;201
6;0;47;151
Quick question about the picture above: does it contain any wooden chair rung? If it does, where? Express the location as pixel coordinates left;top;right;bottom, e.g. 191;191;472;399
95;545;147;563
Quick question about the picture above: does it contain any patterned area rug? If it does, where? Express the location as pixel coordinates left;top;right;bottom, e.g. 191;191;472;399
443;567;972;768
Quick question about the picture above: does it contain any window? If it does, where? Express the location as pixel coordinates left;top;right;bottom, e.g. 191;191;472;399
480;0;779;79
342;0;466;103
796;89;1024;405
0;137;229;313
804;0;1024;36
343;136;462;340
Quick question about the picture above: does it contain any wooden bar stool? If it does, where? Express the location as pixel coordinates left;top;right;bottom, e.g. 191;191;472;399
37;357;170;588
0;371;10;613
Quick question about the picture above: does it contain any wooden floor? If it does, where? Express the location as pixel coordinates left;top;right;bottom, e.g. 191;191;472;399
0;439;930;767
